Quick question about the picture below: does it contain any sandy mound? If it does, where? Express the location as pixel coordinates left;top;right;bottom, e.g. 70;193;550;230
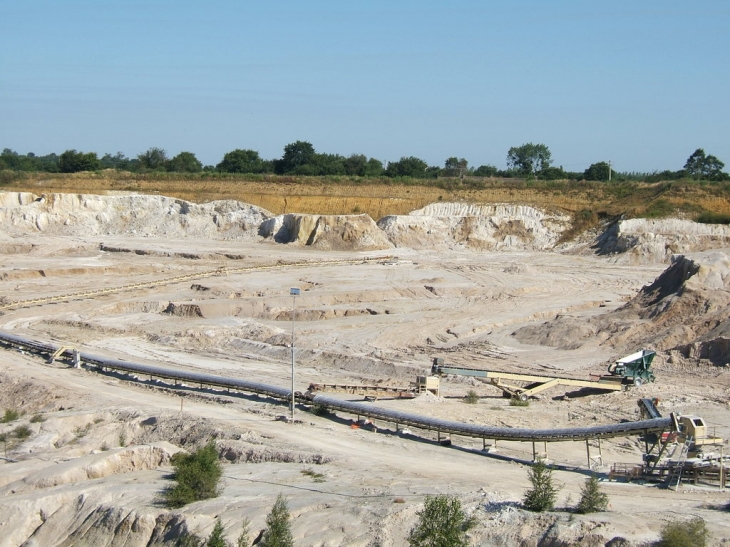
0;192;271;240
513;251;730;363
377;203;572;250
594;218;730;263
259;213;393;251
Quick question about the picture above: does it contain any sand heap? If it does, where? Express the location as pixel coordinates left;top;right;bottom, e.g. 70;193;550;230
513;251;730;363
377;203;572;250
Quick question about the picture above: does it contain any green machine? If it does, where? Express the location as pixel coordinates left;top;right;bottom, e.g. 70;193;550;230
607;349;656;386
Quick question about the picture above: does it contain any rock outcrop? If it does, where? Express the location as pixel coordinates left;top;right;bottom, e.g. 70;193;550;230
378;203;572;251
259;213;393;251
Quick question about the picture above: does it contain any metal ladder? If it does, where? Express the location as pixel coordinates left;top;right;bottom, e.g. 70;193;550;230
666;435;693;491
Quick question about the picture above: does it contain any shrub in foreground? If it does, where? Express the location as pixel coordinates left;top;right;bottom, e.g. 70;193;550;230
165;442;222;508
658;517;710;547
575;475;609;514
523;460;560;512
407;494;469;547
260;493;294;547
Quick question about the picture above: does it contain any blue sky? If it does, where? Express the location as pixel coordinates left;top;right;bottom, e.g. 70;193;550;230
1;1;728;173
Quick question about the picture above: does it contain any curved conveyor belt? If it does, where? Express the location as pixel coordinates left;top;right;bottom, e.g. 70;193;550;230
0;330;673;444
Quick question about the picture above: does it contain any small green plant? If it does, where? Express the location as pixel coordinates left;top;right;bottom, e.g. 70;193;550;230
523;460;560;512
260;493;294;547
407;494;469;547
300;467;326;482
74;424;92;438
1;409;20;423
205;518;229;547
464;390;479;404
30;413;46;423
12;425;32;440
658;517;710;547
118;432;127;447
177;531;204;547
308;403;327;416
510;398;529;407
575;475;609;514
236;518;251;547
94;416;105;424
100;441;109;451
164;441;223;508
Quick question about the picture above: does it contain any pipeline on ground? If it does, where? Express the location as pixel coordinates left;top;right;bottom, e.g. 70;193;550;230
0;330;673;446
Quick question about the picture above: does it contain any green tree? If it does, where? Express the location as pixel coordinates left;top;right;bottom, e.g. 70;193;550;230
506;143;552;177
658;517;710;547
444;157;468;178
276;140;316;174
575;475;609;514
407;494;469;547
59;149;100;172
137;147;169;170
100;152;132;171
473;164;498;177
386;156;428;178
164;441;223;508
168;151;203;173
217;149;265;173
684;148;726;180
522;460;560;512
685;148;707;180
583;162;611;182
260;494;294;547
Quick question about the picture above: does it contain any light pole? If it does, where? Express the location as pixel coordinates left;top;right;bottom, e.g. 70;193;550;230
289;287;300;421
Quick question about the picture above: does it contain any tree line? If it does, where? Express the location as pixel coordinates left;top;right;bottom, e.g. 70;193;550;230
1;142;727;182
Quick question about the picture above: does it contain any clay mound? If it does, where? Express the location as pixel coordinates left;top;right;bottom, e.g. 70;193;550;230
377;203;571;250
513;252;730;363
259;213;393;251
593;218;730;263
0;191;272;240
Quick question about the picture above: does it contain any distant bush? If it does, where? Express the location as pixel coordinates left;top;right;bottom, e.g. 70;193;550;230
12;425;32;440
464;390;479;404
510;398;529;407
30;413;45;423
165;442;223;508
657;517;709;547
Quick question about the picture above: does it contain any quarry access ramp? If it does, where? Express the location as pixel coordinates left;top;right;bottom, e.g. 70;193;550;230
0;256;391;311
0;330;673;446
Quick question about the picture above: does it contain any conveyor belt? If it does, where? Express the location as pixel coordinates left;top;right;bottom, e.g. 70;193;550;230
0;330;673;445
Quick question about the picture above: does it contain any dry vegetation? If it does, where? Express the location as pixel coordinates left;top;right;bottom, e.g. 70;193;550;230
4;172;730;222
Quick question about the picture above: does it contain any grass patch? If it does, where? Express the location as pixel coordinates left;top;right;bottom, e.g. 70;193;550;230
696;211;730;224
301;467;326;482
509;398;530;407
1;409;20;423
30;413;46;423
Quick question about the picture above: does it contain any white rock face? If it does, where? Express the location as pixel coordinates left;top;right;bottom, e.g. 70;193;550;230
378;202;572;250
0;192;272;240
597;218;730;263
260;213;394;251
